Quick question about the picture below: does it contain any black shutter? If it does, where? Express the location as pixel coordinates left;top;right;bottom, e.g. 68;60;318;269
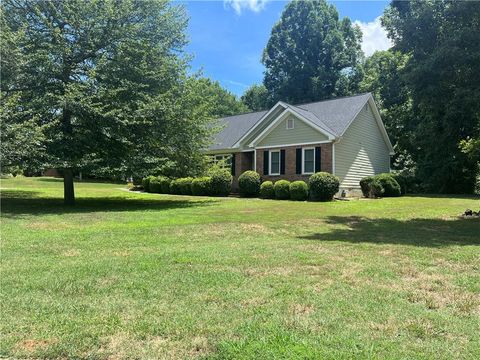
296;148;302;174
263;150;269;175
315;147;321;172
280;149;286;175
231;154;236;176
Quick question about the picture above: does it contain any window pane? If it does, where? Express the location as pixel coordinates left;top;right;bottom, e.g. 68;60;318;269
271;152;280;174
304;149;314;173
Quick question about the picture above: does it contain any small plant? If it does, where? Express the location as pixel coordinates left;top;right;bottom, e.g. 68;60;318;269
309;172;340;201
259;181;275;199
376;173;401;197
169;179;181;194
274;180;290;200
149;177;162;193
369;178;385;198
142;175;156;192
191;177;212;196
176;177;193;195
360;176;375;198
238;171;261;197
289;180;308;201
208;167;232;196
158;176;171;194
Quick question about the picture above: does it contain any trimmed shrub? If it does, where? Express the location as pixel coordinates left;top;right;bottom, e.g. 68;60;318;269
208;167;232;196
274;180;290;200
142;175;156;192
176;177;193;195
191;177;212;196
259;181;275;199
238;171;261;197
360;176;375;198
149;177;162;193
169;179;182;195
158;176;171;194
309;172;340;201
289;181;308;201
369;178;385;198
376;173;401;197
391;173;407;195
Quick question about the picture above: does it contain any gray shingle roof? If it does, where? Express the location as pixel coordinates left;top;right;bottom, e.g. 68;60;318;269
209;93;371;151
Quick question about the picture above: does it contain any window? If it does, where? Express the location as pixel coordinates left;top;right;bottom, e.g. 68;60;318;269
269;150;280;175
303;148;315;174
209;154;232;169
286;118;295;130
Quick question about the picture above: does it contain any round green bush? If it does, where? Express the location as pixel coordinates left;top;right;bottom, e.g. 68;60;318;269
274;180;290;200
370;178;385;198
176;177;193;195
169;179;182;195
259;181;275;199
376;173;401;197
391;173;407;195
238;171;261;197
149;177;162;193
309;172;340;201
360;176;375;198
158;176;171;194
289;180;308;201
191;177;212;196
142;175;156;192
208;167;232;196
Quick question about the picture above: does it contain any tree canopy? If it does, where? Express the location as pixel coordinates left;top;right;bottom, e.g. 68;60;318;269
261;0;363;105
1;0;225;203
241;84;269;111
382;0;480;193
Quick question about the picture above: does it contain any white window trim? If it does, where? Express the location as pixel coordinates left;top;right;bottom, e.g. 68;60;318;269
302;147;315;175
269;150;281;176
286;118;294;130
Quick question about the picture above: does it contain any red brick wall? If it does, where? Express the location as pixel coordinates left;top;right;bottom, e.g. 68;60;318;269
232;151;254;189
230;143;333;191
255;143;333;183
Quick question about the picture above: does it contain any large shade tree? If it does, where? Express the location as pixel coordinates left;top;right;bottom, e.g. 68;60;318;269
1;0;214;204
382;0;480;193
262;0;363;105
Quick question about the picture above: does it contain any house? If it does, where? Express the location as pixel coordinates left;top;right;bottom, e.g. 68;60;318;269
206;93;394;195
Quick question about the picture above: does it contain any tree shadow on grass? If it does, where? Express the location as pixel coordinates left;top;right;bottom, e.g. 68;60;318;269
1;189;217;218
298;216;480;248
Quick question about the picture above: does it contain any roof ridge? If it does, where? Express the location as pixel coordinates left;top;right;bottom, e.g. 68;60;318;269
218;93;371;119
286;104;338;135
292;92;371;108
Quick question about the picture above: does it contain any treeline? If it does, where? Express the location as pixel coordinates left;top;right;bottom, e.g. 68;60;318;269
240;0;480;194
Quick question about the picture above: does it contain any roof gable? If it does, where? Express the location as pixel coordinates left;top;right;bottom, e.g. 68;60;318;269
207;93;393;153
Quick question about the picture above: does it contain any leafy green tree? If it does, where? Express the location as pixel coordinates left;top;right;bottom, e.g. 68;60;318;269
382;0;480;193
1;0;212;204
241;84;269;111
189;77;248;118
262;0;363;104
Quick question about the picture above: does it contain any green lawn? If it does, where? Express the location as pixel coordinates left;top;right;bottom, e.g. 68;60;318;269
1;177;479;359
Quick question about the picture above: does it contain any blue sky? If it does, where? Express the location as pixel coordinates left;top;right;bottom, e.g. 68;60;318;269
182;0;391;96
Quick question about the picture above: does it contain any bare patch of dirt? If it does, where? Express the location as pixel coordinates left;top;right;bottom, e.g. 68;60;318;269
290;303;314;316
15;338;54;352
62;249;80;257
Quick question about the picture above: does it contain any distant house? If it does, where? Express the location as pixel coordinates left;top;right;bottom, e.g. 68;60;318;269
206;93;394;195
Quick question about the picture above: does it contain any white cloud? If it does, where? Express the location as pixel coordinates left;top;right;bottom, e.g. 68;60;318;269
224;0;269;15
354;16;392;57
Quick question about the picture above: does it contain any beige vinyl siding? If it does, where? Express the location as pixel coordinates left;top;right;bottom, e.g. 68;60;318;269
240;106;285;149
257;115;329;147
335;103;390;189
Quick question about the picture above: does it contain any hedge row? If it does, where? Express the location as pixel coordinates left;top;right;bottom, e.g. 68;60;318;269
360;173;402;198
239;171;339;201
142;168;232;197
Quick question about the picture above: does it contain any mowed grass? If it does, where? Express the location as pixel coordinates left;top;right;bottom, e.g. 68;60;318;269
1;177;479;359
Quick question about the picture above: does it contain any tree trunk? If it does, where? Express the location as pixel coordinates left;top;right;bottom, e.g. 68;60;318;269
63;168;75;205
